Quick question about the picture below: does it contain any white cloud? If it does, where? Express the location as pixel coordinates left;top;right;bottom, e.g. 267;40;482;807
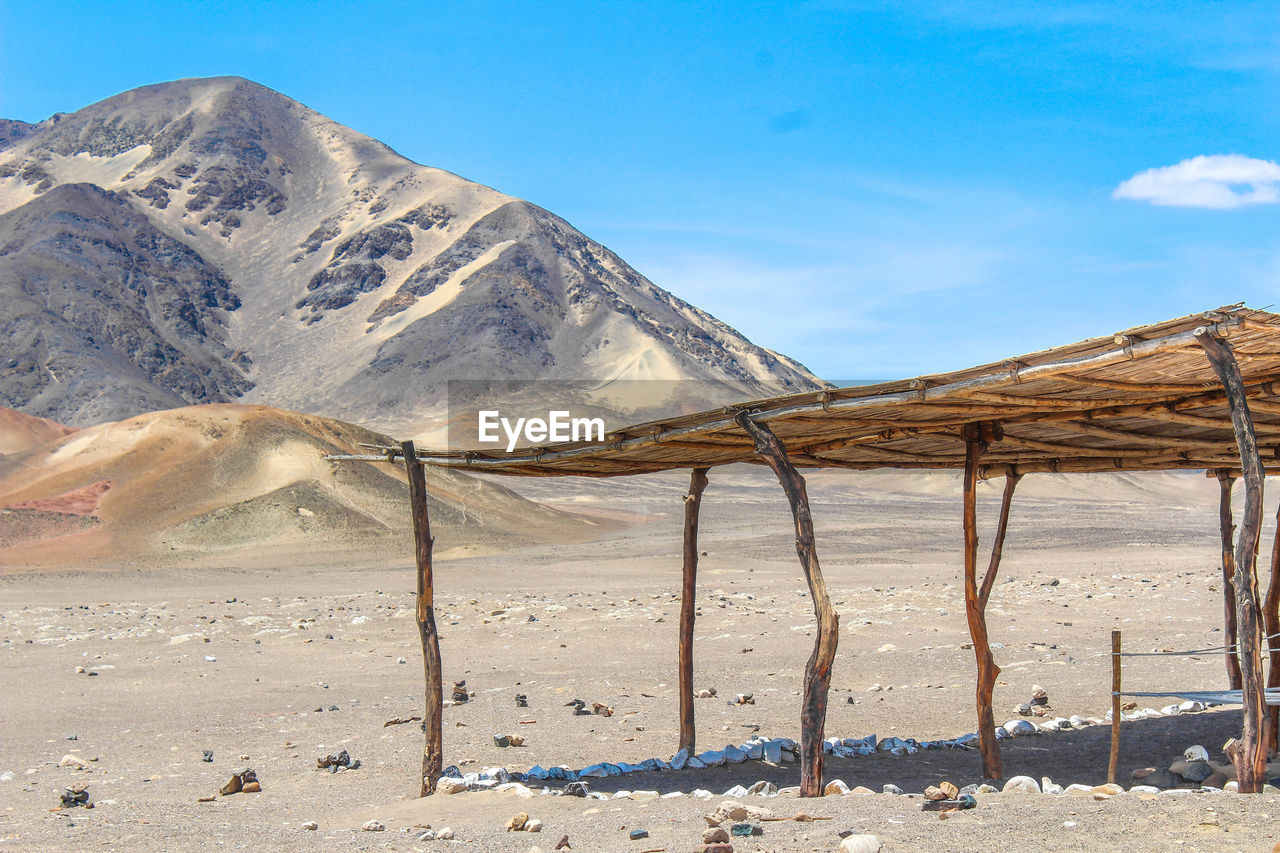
1113;154;1280;209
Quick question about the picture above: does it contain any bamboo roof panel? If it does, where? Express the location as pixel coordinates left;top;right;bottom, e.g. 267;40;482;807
338;305;1280;477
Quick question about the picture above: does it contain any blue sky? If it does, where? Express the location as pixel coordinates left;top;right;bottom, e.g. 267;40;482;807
2;1;1279;380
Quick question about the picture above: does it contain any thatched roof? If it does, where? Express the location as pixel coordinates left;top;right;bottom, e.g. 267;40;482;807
340;305;1280;478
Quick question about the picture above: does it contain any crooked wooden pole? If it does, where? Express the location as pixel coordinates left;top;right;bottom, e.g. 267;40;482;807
679;467;710;755
736;412;838;798
1266;487;1280;755
1198;332;1267;792
962;422;1014;781
1216;470;1243;691
402;440;443;796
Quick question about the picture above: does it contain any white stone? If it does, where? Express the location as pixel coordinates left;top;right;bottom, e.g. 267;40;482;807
436;777;468;795
1183;745;1209;762
1002;719;1037;737
722;785;748;797
362;820;385;832
436;828;454;840
824;779;850;796
1002;775;1041;794
495;782;534;798
839;834;883;853
630;790;659;800
1225;781;1239;793
526;818;543;833
611;790;631;799
690;788;714;799
660;791;685;799
1179;700;1205;713
59;754;88;769
1129;785;1160;794
742;741;764;760
1041;777;1063;795
1063;783;1094;795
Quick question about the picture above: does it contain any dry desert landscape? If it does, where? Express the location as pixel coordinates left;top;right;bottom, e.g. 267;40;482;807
4;418;1280;852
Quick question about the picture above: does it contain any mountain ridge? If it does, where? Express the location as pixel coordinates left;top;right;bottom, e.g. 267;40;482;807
0;76;822;432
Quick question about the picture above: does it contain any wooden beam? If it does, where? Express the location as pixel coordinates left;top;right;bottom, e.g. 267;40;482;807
736;412;838;798
1215;470;1243;691
962;422;1010;780
1266;475;1280;756
1198;333;1268;792
402;440;443;797
679;467;709;755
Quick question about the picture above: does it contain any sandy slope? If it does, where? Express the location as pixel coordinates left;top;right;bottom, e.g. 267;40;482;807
2;466;1279;851
0;408;76;455
0;403;602;567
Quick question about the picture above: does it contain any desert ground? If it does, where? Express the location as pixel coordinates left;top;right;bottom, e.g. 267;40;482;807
4;464;1280;852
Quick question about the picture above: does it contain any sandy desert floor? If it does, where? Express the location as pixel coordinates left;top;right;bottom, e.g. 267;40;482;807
3;466;1280;851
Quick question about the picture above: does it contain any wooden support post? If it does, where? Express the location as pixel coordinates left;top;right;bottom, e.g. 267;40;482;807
1109;630;1121;784
1216;470;1243;691
402;440;443;797
1198;332;1268;792
1266;483;1280;756
679;467;710;755
736;412;838;798
962;422;1013;781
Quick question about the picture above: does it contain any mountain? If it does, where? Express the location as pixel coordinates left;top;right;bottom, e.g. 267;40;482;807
0;406;76;454
0;77;822;434
0;403;605;566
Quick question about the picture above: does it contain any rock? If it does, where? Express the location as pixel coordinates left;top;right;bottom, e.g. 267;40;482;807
1203;772;1228;789
437;827;454;840
59;785;90;808
1002;719;1037;737
507;813;530;831
923;785;947;801
515;694;528;707
1184;744;1210;762
923;795;977;811
704;827;730;843
494;734;512;748
976;784;999;794
1063;784;1094;796
301;821;318;830
563;781;589;797
1140;769;1181;790
201;749;214;763
628;829;649;840
527;818;543;833
416;830;436;841
1091;784;1124;796
241;781;261;793
723;784;748;797
59;754;88;769
701;846;734;853
1179;761;1214;783
1128;785;1161;794
746;780;777;796
731;693;755;705
436;777;468;794
839;835;883;853
1041;777;1063;795
451;680;469;702
882;784;903;795
731;823;762;836
1002;775;1040;794
317;749;357;771
824;779;850;796
362;820;385;832
1225;781;1239;792
554;835;570;850
850;786;874;794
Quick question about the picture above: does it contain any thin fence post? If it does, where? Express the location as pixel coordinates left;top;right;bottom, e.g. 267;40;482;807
1109;629;1121;784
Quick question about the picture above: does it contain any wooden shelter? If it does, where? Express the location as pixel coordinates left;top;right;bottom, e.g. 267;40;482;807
331;305;1280;796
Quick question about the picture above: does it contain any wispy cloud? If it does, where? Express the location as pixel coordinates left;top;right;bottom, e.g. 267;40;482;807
1113;154;1280;209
